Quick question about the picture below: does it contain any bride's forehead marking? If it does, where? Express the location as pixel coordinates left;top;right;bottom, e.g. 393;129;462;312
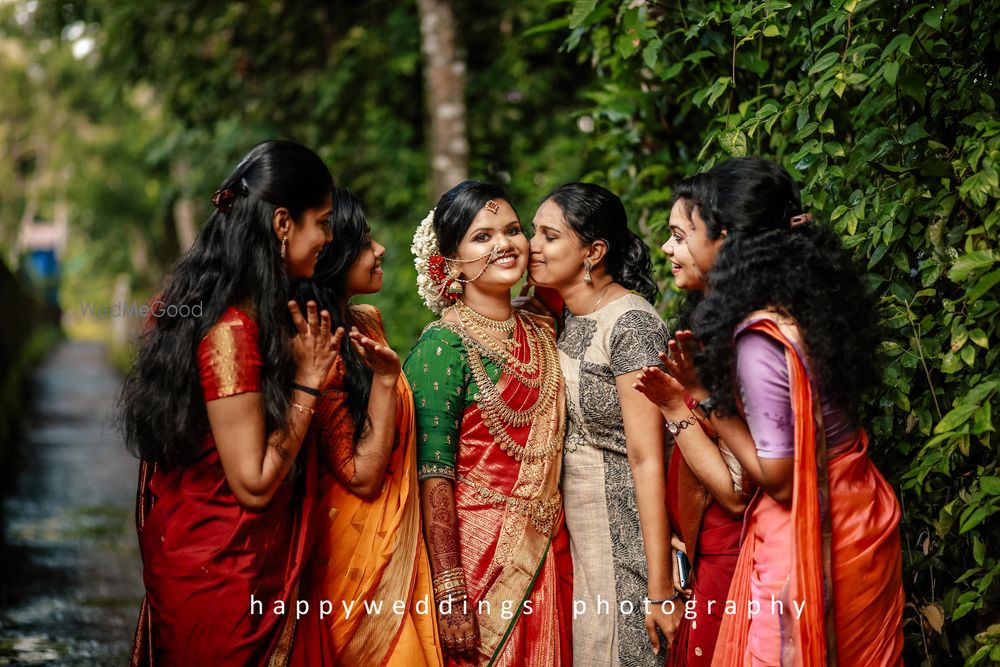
484;199;500;214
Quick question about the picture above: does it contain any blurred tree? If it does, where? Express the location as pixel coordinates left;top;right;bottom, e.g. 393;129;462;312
417;0;469;198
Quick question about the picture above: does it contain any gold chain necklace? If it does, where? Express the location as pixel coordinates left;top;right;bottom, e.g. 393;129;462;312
589;282;614;314
445;314;563;462
454;305;540;376
454;299;515;333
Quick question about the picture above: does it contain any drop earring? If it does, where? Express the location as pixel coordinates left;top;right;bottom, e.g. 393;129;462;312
280;235;288;259
447;266;464;296
583;260;593;284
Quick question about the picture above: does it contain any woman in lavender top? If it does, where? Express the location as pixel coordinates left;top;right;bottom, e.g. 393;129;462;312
637;157;904;666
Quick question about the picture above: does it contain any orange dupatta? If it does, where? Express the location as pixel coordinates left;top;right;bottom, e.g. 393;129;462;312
308;305;442;667
712;313;904;667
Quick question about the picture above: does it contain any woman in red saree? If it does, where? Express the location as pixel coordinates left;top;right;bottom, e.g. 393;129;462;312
405;181;572;666
293;189;442;666
120;141;343;666
646;158;904;666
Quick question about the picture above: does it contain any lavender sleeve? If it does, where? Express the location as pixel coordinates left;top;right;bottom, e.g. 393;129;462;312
735;330;796;459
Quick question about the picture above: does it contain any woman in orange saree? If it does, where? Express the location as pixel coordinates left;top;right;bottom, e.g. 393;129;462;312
121;141;342;666
405;181;572;666
294;189;442;666
650;158;904;666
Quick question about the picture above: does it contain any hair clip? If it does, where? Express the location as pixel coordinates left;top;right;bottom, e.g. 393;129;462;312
484;199;499;215
789;213;813;228
211;188;237;214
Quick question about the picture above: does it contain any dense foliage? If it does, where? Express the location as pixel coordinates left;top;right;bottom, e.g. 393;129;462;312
557;0;999;663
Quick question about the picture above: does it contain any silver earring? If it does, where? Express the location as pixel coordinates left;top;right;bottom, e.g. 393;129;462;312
583;260;593;284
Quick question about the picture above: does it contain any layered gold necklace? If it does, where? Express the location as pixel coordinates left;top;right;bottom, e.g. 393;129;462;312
447;300;562;462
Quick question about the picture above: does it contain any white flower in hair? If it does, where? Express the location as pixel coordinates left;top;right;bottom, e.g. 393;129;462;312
411;208;451;315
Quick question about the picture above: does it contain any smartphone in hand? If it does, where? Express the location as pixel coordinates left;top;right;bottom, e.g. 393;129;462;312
675;550;692;590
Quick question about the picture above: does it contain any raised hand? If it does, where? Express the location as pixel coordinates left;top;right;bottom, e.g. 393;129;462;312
348;327;401;381
661;330;704;395
287;300;344;388
633;365;687;413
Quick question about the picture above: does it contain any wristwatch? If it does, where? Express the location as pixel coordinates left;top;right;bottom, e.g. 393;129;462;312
691;396;715;421
666;414;698;435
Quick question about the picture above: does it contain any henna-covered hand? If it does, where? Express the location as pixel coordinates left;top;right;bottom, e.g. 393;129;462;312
421;478;479;661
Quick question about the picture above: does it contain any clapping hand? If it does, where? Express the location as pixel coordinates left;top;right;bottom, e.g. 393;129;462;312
660;330;705;396
348;327;401;382
288;300;344;387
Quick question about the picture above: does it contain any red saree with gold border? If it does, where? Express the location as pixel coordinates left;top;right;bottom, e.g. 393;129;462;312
712;312;904;667
131;307;320;667
441;314;573;667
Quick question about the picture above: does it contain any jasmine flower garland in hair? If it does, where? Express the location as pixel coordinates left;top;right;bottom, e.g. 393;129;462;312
411;208;452;315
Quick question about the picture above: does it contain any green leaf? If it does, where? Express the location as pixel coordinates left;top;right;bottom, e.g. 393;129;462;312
953;601;975;621
970;328;990;349
660;62;684;81
923;6;945;30
569;0;599;29
948;251;995;282
974;536;986;565
981;477;1000;496
901;122;930;144
961;344;976;367
641;40;659;69
763;25;780;37
521;17;571;37
960;503;997;534
935;403;978;434
967;267;1000;302
808;52;840;77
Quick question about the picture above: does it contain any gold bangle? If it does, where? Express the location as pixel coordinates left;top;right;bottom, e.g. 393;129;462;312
291;402;316;415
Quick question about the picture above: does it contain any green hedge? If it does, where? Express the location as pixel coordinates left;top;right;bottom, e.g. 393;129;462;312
547;0;999;663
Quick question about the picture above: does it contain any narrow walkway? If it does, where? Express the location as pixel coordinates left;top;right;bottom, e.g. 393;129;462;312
0;341;143;665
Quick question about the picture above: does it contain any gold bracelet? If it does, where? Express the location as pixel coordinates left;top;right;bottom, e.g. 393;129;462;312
291;402;316;415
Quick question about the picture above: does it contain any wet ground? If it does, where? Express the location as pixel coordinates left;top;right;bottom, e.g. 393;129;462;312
0;342;144;665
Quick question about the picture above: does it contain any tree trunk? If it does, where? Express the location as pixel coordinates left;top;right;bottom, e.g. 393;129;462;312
171;160;198;254
416;0;468;199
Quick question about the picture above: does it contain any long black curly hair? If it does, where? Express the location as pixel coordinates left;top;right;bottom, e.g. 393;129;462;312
118;140;334;467
293;188;373;444
675;157;881;420
543;182;659;303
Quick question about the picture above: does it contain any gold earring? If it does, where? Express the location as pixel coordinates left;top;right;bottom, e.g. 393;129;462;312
280;235;288;259
583;260;593;284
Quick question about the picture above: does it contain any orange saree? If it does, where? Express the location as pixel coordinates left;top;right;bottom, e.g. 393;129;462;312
712;313;904;667
306;304;442;667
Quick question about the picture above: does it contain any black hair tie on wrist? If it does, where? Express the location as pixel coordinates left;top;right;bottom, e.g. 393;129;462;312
293;383;322;397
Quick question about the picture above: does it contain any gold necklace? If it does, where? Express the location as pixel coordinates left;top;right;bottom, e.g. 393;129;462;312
454;306;540;375
444;314;564;462
454;299;515;333
589;282;614;314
